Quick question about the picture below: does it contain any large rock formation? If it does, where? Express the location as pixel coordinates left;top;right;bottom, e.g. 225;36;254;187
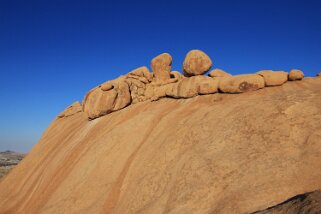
183;50;212;76
257;70;288;86
0;77;320;214
1;50;320;213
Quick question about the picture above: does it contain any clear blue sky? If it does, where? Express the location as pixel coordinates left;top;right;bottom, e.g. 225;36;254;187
1;0;321;152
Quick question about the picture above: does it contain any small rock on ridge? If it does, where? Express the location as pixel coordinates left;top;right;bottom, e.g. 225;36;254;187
183;50;212;76
288;69;304;81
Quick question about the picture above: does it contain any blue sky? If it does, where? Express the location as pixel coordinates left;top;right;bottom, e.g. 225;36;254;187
1;0;321;152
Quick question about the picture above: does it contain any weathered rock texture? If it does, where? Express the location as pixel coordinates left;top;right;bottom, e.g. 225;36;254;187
219;74;265;93
289;69;304;81
183;50;212;76
1;77;321;213
209;69;232;77
125;66;152;104
257;70;288;86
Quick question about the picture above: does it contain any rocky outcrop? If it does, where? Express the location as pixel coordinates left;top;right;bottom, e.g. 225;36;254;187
71;50;312;120
219;74;265;93
183;50;212;76
58;101;82;118
151;53;172;82
257;70;288;86
289;69;304;81
209;68;231;77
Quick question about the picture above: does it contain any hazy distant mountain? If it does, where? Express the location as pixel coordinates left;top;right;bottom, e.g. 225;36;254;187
0;151;25;178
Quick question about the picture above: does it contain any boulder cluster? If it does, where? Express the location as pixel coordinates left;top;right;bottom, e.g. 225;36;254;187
58;50;307;120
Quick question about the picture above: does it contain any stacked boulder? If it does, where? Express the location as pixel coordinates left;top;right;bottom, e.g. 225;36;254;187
183;50;212;76
58;50;310;120
289;69;304;81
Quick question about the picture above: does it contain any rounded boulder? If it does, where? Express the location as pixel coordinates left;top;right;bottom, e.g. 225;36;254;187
289;69;304;81
183;50;212;76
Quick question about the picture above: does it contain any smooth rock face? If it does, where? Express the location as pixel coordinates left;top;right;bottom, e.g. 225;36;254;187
219;74;265;93
289;69;304;81
82;77;131;119
1;78;321;214
151;53;172;82
57;101;82;118
257;70;288;86
209;69;232;77
183;50;212;76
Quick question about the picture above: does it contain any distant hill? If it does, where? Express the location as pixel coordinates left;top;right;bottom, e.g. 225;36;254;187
0;151;25;178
